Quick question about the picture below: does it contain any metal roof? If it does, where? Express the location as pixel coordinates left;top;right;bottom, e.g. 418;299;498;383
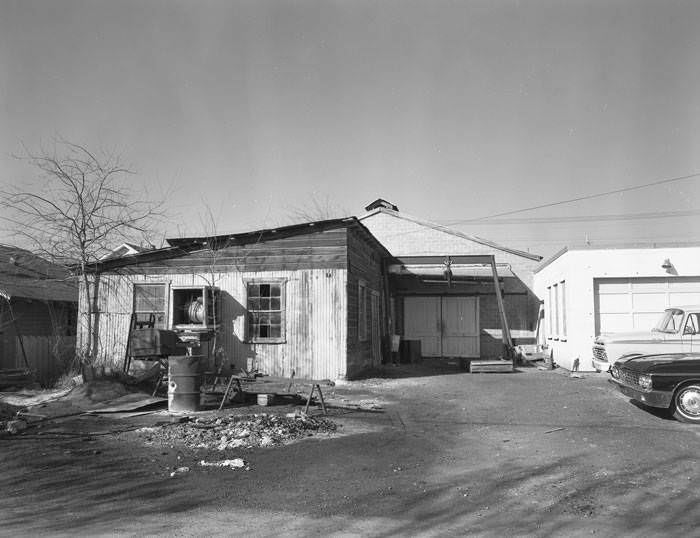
0;245;77;302
359;207;542;262
87;216;394;272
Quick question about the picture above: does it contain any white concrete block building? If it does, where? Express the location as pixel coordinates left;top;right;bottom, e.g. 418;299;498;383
534;244;700;371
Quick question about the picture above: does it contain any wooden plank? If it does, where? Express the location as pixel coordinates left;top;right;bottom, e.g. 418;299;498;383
469;359;513;373
187;245;347;259
136;252;347;267
114;260;348;275
490;257;513;351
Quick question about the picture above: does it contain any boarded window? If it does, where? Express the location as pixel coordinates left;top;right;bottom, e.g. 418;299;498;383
133;283;167;329
247;281;285;342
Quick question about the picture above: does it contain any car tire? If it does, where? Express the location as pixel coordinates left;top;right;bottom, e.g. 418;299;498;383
672;384;700;424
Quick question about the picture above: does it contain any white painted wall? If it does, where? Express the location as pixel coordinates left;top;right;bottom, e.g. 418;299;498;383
534;246;700;371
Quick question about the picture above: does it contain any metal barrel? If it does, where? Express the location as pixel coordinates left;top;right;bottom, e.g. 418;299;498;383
168;355;203;413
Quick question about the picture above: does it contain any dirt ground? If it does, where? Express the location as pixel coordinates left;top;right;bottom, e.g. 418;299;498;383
2;364;700;537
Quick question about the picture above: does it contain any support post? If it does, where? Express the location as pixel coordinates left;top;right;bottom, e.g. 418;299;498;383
489;257;513;358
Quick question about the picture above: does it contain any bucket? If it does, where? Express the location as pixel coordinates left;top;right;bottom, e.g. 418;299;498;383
257;393;274;406
168;355;203;413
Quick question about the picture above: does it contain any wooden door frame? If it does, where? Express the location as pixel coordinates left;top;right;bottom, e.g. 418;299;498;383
403;294;479;358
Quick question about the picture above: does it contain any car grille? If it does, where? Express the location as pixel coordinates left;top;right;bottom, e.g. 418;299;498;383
592;346;607;362
618;368;641;387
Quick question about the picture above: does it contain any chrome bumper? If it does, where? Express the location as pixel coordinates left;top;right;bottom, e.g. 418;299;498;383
592;357;611;372
610;379;672;408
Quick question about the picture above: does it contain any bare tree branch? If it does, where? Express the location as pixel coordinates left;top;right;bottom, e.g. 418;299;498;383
284;192;348;225
0;138;167;361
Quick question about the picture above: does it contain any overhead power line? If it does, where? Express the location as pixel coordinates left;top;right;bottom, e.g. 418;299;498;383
440;208;700;226
448;171;700;223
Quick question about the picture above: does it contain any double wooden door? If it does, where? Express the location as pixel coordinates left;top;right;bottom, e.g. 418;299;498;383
403;296;479;358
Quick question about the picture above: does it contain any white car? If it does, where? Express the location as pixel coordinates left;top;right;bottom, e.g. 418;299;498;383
592;306;700;372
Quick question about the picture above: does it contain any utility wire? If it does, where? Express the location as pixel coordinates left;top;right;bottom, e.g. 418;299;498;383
447;171;700;223
440;208;700;225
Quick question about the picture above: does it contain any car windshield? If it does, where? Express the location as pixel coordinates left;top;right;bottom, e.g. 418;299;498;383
653;309;685;333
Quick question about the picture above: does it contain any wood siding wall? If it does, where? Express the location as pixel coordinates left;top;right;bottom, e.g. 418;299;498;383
346;226;386;376
79;227;356;380
80;269;348;380
1;299;76;386
123;228;349;274
1;299;75;337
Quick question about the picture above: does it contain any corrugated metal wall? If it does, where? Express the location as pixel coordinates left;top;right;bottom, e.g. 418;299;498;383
81;268;348;380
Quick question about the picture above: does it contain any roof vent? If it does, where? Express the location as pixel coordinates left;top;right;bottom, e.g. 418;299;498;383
365;198;399;212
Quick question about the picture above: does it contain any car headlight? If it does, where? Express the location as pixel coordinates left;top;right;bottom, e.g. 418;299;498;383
611;366;620;379
638;374;652;390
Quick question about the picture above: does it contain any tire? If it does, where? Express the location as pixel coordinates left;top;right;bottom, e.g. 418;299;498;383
672;384;700;424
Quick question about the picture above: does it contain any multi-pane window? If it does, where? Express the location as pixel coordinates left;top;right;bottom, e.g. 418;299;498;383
247;281;285;342
133;283;167;329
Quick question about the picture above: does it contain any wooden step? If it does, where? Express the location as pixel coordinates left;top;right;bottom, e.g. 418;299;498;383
469;360;513;373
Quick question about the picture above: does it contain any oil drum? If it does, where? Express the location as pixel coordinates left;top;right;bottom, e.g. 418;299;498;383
168;355;202;413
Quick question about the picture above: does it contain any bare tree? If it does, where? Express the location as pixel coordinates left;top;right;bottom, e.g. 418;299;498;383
196;201;225;370
0;139;165;363
284;192;348;224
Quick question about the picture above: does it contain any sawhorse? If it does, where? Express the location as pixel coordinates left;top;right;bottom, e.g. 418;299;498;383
303;383;327;415
216;375;245;411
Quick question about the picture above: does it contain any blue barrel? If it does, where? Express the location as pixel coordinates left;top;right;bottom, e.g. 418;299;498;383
168;355;202;413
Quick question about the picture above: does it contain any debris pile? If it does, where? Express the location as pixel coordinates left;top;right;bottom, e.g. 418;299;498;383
138;413;337;451
199;458;246;469
0;401;24;434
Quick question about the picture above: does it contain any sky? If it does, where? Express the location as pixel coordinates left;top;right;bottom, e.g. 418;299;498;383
1;0;699;259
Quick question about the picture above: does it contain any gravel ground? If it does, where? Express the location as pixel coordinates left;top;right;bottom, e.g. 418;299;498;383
2;365;700;537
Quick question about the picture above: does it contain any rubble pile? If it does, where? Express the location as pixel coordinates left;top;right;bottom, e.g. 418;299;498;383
0;401;24;433
138;413;337;450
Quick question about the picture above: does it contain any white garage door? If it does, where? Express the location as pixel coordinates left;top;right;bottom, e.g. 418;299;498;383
594;277;700;335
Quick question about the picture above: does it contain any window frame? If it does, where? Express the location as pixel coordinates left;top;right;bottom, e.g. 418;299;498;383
684;312;699;335
358;279;368;342
559;280;567;340
547;286;553;340
244;278;287;344
132;282;168;329
553;283;559;339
